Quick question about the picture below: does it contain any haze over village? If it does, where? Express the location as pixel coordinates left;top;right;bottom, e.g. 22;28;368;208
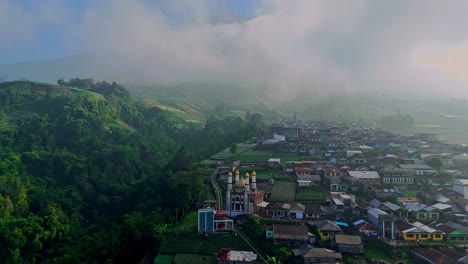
1;1;468;264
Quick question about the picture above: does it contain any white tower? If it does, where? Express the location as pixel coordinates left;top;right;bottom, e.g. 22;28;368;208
235;170;240;182
244;172;250;214
251;171;257;191
226;171;232;210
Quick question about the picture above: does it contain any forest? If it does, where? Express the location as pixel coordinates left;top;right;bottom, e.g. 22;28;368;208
0;79;265;263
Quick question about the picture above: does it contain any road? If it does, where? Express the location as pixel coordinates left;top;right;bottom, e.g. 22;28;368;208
234;225;267;262
210;167;224;210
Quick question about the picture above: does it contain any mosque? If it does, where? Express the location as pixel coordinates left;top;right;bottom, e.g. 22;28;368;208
226;170;265;217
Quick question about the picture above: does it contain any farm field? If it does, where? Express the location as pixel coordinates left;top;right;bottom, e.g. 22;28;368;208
159;234;250;254
269;181;296;202
295;188;326;202
173;253;215;264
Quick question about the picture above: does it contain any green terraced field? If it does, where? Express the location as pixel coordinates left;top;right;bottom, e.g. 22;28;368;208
295;188;326;202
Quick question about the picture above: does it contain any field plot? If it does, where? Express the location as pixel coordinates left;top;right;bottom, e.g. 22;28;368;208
269;181;296;202
295;188;326;202
211;144;256;159
173;253;215;264
160;234;250;254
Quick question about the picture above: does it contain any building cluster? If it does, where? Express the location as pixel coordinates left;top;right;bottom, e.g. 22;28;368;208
198;122;468;263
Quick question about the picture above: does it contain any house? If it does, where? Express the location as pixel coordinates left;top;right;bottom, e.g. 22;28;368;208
303;202;330;220
307;220;342;241
396;220;444;242
412;248;461;264
443;221;468;243
404;203;440;220
334;234;364;254
348;171;381;183
353;219;378;237
266;202;291;219
329;192;353;219
296;167;315;177
268;158;281;167
453;179;468;199
367;208;396;239
290;203;306;219
380;201;402;216
353;200;372;217
324;175;348;192
346;150;362;158
379;166;415;185
297;175;321;187
301;248;342;264
398;164;434;176
217;248;257;264
271;224;309;244
198;207;234;233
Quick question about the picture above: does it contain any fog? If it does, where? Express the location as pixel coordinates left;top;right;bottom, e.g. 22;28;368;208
2;0;468;100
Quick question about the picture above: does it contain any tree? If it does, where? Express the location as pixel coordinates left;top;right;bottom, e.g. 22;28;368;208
266;255;282;264
229;143;238;159
426;156;444;172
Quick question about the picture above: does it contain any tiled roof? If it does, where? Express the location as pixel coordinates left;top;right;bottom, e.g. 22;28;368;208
303;248;342;259
273;224;308;241
335;234;362;245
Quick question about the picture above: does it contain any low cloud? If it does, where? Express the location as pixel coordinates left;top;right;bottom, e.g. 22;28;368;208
2;0;468;100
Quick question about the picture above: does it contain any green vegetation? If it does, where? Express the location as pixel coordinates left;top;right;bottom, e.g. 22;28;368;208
295;187;326;202
0;79;267;263
270;181;296;202
173;253;215;264
401;189;419;198
363;239;394;263
154;254;174;264
160;234;250;254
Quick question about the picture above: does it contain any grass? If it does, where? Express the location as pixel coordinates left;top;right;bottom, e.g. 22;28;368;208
295;188;326;202
400;189;419;198
170;212;198;234
269;181;296;202
173;253;215;264
154;254;174;264
160;234;250;254
363;239;394;263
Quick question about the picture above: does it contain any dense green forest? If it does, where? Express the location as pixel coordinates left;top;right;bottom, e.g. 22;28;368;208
0;79;265;263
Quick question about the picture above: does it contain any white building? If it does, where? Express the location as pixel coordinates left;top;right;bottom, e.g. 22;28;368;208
453;179;468;200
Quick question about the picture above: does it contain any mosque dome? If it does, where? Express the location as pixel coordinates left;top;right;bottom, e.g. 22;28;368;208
228;171;233;177
245;172;250;177
235;179;245;188
252;171;256;176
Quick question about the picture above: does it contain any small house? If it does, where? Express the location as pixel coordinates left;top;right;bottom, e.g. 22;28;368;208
334;234;364;254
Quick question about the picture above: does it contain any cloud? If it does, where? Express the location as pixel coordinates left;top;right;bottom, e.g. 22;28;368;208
3;0;468;99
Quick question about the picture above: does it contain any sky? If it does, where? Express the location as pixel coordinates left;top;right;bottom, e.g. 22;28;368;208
2;0;468;99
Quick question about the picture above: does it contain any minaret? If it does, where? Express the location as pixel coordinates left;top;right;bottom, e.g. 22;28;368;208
235;170;240;182
227;171;232;211
251;171;256;191
244;172;250;214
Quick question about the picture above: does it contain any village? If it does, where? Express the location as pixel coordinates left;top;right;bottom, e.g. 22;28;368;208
195;120;468;264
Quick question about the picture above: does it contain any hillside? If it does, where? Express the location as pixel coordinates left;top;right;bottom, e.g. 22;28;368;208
0;80;209;263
